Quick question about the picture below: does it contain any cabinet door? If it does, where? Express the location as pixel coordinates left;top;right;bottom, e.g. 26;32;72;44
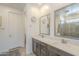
40;43;48;56
48;50;60;56
48;46;60;56
32;39;37;54
32;39;41;56
36;43;41;56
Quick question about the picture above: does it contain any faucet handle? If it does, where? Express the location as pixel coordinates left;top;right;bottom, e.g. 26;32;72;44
39;34;44;38
61;39;67;44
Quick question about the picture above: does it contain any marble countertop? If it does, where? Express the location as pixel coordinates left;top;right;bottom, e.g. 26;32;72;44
32;35;79;56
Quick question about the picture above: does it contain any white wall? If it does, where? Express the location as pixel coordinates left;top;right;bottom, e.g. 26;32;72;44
0;6;25;53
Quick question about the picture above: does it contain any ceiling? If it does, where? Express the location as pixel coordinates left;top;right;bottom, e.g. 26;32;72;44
0;3;26;11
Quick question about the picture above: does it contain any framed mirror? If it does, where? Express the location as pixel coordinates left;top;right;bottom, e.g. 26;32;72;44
39;14;50;35
55;3;79;38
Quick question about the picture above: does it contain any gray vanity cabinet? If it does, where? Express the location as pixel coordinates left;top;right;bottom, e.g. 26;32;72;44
32;38;73;56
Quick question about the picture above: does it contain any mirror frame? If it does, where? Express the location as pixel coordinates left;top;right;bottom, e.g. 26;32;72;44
54;3;79;39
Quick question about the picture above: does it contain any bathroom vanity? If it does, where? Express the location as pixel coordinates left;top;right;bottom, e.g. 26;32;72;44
32;36;74;56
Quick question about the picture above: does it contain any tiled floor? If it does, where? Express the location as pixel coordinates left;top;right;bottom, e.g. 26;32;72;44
0;47;36;56
0;47;26;56
26;53;36;56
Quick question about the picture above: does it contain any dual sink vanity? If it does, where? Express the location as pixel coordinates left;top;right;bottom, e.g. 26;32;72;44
32;35;79;56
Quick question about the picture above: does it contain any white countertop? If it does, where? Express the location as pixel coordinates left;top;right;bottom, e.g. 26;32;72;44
32;35;79;56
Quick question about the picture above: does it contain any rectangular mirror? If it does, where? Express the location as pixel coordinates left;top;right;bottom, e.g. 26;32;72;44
55;3;79;38
39;14;50;35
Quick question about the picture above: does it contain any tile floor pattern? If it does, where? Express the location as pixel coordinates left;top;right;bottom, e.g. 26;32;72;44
0;47;36;56
27;53;36;56
0;47;26;56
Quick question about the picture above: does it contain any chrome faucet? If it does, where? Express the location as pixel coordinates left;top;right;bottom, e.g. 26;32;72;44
61;39;67;44
39;34;44;38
